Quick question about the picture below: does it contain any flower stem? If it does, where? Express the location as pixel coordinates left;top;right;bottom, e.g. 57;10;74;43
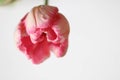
45;0;48;5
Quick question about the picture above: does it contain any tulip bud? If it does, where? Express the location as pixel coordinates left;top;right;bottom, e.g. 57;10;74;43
15;5;70;64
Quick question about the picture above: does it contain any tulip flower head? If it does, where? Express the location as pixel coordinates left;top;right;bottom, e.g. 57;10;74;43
15;5;70;64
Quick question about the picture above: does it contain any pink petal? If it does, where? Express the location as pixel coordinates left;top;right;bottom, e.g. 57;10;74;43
15;15;50;64
49;14;70;57
25;5;58;34
30;37;50;64
50;39;68;57
15;14;33;54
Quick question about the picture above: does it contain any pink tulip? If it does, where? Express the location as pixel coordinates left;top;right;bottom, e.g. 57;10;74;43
15;5;70;64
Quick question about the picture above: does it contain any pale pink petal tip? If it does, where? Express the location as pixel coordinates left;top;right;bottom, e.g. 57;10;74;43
15;5;70;64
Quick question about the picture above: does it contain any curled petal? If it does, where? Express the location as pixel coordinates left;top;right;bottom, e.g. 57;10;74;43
25;5;58;34
30;38;50;64
15;15;50;64
50;39;68;57
49;14;70;57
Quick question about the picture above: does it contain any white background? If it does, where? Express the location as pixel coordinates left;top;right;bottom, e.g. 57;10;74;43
0;0;120;80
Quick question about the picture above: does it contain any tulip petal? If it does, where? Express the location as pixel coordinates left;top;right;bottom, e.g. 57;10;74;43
15;14;33;55
15;15;50;64
30;38;50;64
49;14;70;57
50;39;68;57
25;5;58;34
52;14;69;43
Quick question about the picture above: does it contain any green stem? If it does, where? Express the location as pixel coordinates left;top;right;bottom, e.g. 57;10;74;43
45;0;49;5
